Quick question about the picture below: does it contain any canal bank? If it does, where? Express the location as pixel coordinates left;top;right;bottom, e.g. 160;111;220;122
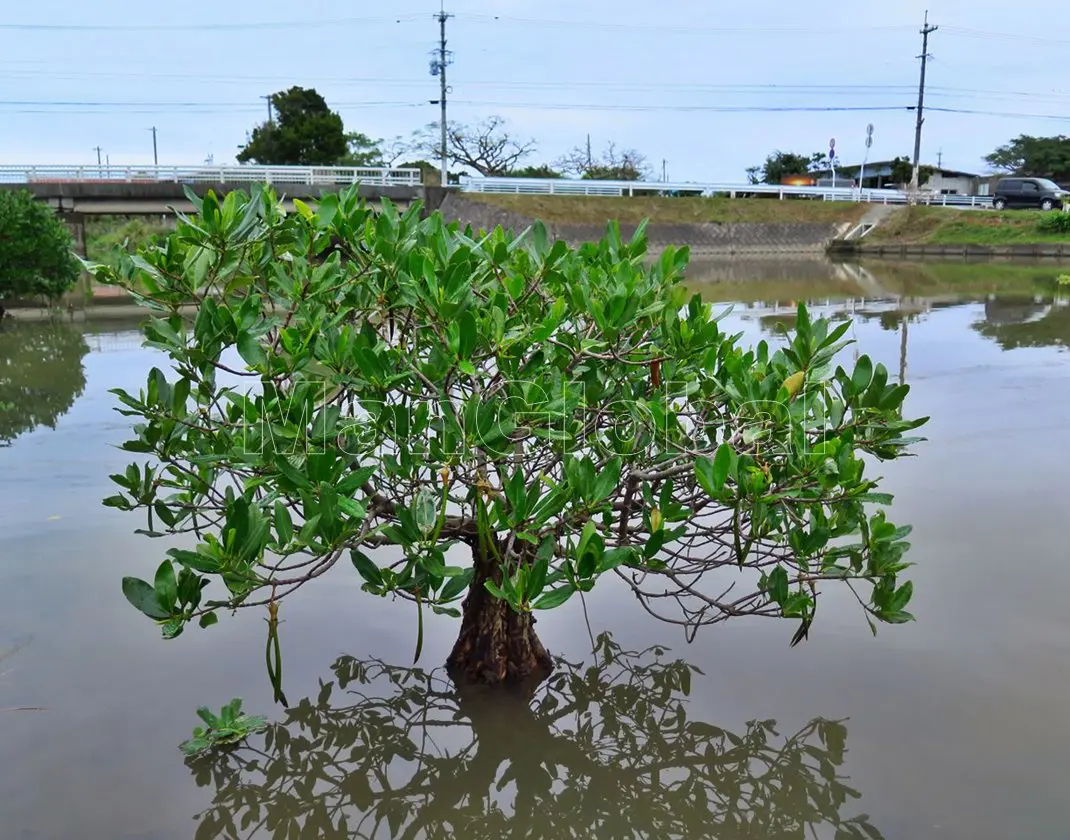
439;194;861;256
829;241;1070;259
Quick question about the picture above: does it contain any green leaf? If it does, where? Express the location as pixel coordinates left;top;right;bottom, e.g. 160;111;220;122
696;444;734;496
438;569;473;602
767;566;789;605
316;193;339;227
274;501;294;546
591;458;622;503
236;331;267;369
199;612;219;629
458;310;477;359
851;355;874;395
122;576;171;620
154;561;178;613
598;547;636;573
526;554;549;600
712;443;734;491
166;548;221;574
533;586;575;610
350;549;383;587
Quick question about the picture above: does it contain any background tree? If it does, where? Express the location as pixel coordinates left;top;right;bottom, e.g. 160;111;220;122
557;141;650;181
505;164;563;179
752;151;825;185
888;157;936;188
339;132;384;168
92;186;924;695
984;134;1070;183
236;87;348;165
187;633;885;839
416;116;536;176
0;190;82;312
0;324;89;447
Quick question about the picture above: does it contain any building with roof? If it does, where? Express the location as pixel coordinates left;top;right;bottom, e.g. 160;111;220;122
811;160;987;195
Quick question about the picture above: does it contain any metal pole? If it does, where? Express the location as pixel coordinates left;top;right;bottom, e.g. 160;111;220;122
150;126;158;166
911;11;938;195
438;5;450;187
859;124;873;198
93;146;102;167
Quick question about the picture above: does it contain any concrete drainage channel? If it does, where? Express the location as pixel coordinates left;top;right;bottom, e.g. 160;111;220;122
844;205;900;240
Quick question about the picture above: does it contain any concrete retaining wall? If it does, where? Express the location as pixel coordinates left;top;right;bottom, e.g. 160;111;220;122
439;195;845;256
830;240;1070;259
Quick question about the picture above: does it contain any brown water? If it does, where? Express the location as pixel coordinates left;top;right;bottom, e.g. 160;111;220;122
2;259;1069;839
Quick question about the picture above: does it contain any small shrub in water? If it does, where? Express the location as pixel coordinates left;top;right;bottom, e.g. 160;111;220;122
179;698;267;756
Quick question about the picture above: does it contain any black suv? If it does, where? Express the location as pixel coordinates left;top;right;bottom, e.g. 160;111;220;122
992;177;1065;211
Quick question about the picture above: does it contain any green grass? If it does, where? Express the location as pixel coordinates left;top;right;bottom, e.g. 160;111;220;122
464;194;867;225
867;206;1070;245
86;216;174;264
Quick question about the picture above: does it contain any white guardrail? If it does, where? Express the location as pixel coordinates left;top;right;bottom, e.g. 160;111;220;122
459;176;996;208
0;166;998;208
0;165;423;187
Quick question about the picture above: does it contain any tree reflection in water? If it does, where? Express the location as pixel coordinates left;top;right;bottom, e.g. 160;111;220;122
975;296;1070;351
0;323;89;447
188;634;882;840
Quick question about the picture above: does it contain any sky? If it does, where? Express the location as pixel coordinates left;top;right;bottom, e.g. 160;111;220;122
1;0;1069;182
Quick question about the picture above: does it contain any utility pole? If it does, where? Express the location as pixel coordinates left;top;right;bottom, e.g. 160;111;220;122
260;94;274;124
910;11;938;195
662;159;667;182
149;126;158;166
586;134;593;170
937;148;943;168
93;146;103;167
428;4;453;187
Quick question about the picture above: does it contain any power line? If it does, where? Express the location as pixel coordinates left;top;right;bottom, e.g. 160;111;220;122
926;106;1070;122
457;13;916;35
942;26;1070;46
0;99;424;108
0;14;427;31
450;101;912;113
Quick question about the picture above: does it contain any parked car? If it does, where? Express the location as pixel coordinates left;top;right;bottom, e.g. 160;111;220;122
992;177;1065;211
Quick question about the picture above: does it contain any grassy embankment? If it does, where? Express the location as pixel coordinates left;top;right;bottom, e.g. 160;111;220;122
459;194;867;225
85;216;173;264
867;206;1070;245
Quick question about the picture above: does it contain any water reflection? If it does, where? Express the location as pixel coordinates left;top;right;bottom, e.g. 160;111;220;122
975;296;1070;350
0;323;89;446
188;634;880;840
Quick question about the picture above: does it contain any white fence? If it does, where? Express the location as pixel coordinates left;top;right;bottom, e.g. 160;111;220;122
459;176;996;208
0;165;423;187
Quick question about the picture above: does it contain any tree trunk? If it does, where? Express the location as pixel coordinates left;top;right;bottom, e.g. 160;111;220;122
446;543;552;691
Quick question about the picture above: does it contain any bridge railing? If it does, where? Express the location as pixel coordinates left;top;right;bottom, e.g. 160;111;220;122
0;165;423;187
458;176;995;208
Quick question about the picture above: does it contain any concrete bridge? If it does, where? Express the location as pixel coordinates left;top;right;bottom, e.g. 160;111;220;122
0;164;433;256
